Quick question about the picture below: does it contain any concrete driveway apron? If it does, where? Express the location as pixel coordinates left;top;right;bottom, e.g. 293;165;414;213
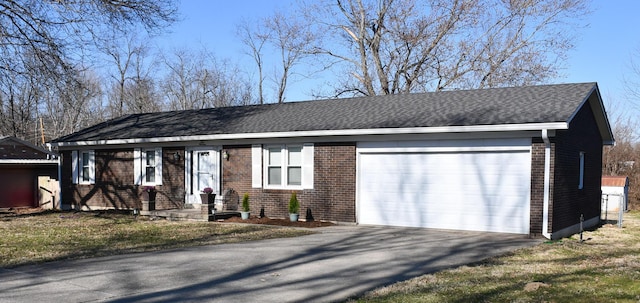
0;225;539;303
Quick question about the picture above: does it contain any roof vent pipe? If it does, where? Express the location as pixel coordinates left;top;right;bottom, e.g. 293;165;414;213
542;129;552;239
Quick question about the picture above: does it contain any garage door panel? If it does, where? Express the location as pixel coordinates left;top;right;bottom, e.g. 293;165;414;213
358;150;530;234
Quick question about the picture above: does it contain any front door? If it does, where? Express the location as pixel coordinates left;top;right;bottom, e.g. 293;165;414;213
185;147;220;204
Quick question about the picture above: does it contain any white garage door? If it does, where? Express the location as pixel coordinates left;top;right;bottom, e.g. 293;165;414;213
358;148;531;234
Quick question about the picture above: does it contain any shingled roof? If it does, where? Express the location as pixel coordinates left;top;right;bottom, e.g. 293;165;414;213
0;136;57;161
51;82;612;145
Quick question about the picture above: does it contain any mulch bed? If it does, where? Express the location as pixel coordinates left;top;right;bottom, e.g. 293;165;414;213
0;208;335;228
221;216;335;228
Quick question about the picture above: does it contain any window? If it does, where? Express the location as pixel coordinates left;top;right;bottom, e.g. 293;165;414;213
287;146;302;186
256;144;313;189
266;145;301;187
145;150;156;183
72;150;95;184
267;147;282;185
578;151;585;189
134;148;163;186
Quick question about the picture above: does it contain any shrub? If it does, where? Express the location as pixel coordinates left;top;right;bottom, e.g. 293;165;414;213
242;193;250;212
288;192;299;214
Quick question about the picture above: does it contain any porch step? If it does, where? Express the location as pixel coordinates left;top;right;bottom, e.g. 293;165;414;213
138;209;241;222
140;209;205;221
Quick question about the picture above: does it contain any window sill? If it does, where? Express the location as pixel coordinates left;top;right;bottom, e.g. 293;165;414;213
263;185;304;191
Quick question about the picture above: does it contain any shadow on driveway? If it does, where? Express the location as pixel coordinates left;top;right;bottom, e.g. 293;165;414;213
0;226;539;303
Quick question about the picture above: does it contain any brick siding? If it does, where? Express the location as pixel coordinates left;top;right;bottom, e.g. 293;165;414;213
61;148;185;210
222;142;356;223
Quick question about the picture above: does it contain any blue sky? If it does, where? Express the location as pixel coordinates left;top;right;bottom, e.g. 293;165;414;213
154;1;640;119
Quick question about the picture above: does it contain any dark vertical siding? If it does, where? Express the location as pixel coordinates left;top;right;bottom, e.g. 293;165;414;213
551;101;603;232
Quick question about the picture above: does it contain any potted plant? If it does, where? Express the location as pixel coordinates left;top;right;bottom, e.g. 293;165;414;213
288;192;300;222
200;187;216;205
141;186;156;211
240;193;250;220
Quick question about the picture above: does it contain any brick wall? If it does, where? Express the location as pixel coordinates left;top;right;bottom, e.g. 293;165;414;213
61;148;185;210
222;142;357;223
159;147;186;209
529;138;556;236
551;101;603;232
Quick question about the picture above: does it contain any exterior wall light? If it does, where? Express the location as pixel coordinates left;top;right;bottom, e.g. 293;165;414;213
223;151;229;161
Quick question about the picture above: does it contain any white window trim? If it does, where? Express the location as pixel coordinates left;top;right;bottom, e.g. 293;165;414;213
258;143;313;190
72;150;95;185
251;145;262;188
578;151;585;189
134;147;163;186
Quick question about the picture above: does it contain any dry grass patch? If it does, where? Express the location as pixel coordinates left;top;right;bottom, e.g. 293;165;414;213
0;210;313;268
351;212;640;303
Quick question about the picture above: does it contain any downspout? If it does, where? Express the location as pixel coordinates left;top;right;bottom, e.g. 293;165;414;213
541;129;552;239
47;143;63;210
56;156;62;210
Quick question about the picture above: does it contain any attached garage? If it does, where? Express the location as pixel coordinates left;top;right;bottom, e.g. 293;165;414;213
357;139;531;234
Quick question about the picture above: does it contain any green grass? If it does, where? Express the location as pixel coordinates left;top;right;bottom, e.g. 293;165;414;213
350;211;640;303
0;210;312;268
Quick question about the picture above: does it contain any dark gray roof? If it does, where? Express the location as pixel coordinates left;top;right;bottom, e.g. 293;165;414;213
0;136;57;159
52;82;601;143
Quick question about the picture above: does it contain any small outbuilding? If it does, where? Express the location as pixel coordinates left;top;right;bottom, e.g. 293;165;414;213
0;136;59;209
601;176;629;212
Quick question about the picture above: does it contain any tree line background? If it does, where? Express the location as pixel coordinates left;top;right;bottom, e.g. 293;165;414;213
1;0;639;208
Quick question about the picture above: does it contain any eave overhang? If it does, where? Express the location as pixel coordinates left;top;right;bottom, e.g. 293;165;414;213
48;122;569;149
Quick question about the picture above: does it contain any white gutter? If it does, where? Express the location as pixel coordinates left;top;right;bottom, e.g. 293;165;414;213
0;159;58;164
50;122;569;148
541;129;552;239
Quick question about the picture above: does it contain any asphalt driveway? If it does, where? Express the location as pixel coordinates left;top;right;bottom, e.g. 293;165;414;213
0;225;539;303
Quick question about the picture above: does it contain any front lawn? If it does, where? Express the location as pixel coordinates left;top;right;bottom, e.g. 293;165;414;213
350;212;640;303
0;210;312;268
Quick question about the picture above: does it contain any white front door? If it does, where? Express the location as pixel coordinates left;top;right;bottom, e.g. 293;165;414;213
185;147;220;204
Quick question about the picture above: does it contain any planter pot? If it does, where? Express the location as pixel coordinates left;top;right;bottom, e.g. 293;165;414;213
200;193;216;204
142;200;155;211
241;211;250;220
141;191;156;202
289;213;299;222
141;191;156;211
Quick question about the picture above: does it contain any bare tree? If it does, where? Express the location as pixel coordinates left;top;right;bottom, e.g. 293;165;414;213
43;69;104;141
264;11;315;103
238;10;316;103
161;48;202;110
294;0;589;97
104;36;141;117
623;44;640;109
161;48;255;110
602;116;640;210
0;0;178;141
103;35;160;117
0;0;178;87
238;19;268;104
0;71;39;143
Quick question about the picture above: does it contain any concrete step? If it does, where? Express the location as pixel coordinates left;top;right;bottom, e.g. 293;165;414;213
140;209;205;221
138;209;241;221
